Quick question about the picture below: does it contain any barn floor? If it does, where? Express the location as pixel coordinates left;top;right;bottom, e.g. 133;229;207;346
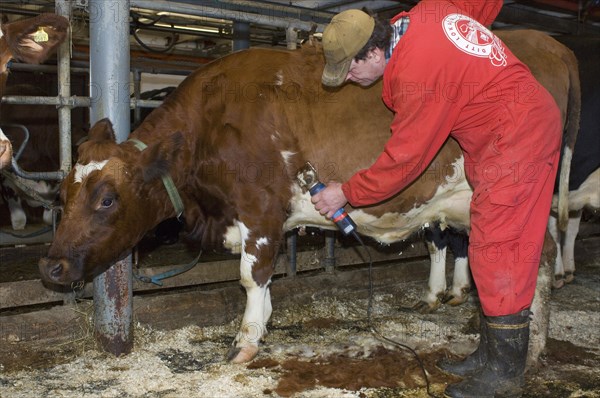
0;230;599;398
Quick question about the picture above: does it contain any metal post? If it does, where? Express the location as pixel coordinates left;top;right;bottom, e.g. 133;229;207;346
286;26;298;50
232;21;250;51
286;230;297;277
324;231;336;273
90;0;133;356
55;0;72;176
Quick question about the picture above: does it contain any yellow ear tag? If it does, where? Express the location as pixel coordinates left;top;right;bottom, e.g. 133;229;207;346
32;27;49;43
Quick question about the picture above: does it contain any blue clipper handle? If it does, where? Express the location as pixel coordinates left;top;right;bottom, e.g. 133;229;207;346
309;182;357;236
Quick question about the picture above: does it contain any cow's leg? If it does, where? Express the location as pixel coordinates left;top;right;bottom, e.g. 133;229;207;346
527;231;554;370
414;224;447;314
561;211;582;283
228;221;278;363
43;208;54;225
547;214;565;288
7;196;27;230
444;230;471;306
0;127;13;170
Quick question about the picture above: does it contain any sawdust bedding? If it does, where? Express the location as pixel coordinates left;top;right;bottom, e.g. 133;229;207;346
1;263;599;398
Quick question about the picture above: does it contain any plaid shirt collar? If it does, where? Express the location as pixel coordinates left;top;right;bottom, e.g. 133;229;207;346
386;16;410;61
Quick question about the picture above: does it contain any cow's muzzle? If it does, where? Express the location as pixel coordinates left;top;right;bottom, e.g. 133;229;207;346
38;257;80;284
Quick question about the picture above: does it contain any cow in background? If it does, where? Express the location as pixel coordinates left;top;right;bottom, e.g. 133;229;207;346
414;29;580;313
0;72;88;231
2;85;61;230
0;13;69;169
549;35;600;288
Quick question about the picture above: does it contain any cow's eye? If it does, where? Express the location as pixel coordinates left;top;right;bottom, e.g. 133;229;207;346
101;198;114;208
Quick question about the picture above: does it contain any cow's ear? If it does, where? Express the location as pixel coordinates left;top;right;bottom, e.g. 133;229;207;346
77;118;120;163
87;118;116;142
4;14;69;64
137;132;184;183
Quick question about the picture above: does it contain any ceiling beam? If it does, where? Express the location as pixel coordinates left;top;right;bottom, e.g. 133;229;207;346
497;4;600;35
131;0;331;31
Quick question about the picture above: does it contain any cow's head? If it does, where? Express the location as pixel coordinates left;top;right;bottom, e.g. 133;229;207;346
1;13;69;75
1;14;69;168
39;118;183;284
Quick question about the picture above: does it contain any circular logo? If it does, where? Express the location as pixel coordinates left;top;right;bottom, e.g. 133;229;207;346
442;13;507;67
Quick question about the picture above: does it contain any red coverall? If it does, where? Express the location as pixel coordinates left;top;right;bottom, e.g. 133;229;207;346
341;0;562;316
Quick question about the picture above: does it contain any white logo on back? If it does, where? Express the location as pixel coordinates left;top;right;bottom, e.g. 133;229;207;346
442;13;507;67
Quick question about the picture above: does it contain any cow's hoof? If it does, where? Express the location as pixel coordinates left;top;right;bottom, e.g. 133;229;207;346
443;288;470;306
443;294;467;306
552;275;565;289
564;272;575;284
226;345;259;363
413;300;439;314
11;221;26;231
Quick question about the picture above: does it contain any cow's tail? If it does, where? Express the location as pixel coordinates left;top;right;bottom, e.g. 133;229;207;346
556;44;581;231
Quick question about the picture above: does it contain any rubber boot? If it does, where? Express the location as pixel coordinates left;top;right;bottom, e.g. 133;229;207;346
444;309;530;398
437;310;487;376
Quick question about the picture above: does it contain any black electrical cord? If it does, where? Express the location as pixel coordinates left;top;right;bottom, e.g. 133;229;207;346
130;12;179;54
132;26;179;54
350;230;440;398
130;11;165;27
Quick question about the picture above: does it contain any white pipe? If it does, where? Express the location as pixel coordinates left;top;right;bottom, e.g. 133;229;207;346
131;0;326;32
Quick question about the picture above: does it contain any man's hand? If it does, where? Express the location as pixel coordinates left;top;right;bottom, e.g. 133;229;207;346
311;182;348;219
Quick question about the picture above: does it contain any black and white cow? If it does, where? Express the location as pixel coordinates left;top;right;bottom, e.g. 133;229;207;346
0;85;61;230
0;81;87;231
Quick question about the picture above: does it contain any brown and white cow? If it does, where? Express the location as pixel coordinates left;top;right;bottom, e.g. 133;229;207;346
38;42;469;363
0;13;69;169
38;31;575;366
